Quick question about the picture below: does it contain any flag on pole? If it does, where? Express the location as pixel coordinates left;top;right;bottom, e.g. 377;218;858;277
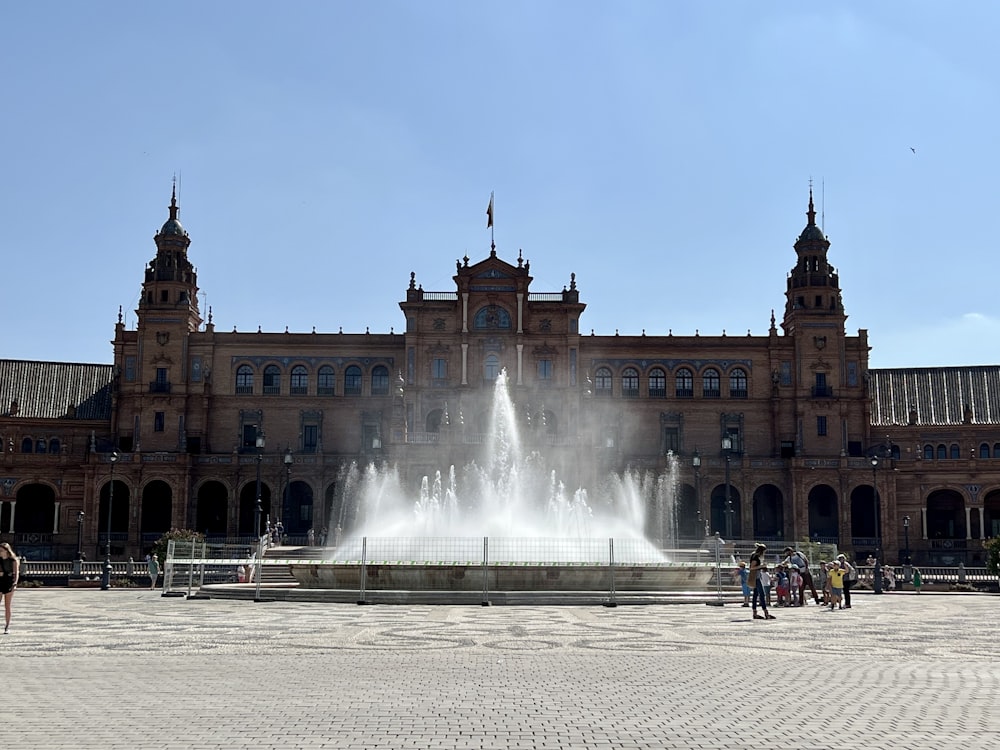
486;192;494;228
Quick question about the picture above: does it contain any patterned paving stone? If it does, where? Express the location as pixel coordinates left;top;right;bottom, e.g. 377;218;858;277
3;590;998;749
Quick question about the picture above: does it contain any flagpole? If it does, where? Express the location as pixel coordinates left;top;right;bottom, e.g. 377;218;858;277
487;191;495;251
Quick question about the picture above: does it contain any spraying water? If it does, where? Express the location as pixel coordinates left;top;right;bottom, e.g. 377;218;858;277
331;370;679;563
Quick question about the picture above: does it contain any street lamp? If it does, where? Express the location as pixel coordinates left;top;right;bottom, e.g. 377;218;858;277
722;436;733;540
254;430;265;539
283;447;293;535
871;456;883;595
903;515;911;565
692;451;705;537
101;452;119;590
73;511;85;576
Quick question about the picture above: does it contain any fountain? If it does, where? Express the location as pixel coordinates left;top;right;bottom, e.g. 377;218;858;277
289;371;717;600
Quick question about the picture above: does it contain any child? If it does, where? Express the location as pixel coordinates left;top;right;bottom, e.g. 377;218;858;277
759;566;773;608
827;560;846;609
788;565;802;606
775;565;789;606
734;561;751;607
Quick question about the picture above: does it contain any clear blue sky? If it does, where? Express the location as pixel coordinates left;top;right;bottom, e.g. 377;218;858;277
3;2;999;368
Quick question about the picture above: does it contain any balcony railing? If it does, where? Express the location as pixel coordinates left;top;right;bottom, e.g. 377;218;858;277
149;381;171;393
812;386;834;397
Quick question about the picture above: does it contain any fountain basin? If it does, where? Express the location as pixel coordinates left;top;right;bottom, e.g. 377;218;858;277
290;562;716;592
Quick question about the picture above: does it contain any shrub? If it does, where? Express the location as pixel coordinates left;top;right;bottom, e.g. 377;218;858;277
151;529;206;567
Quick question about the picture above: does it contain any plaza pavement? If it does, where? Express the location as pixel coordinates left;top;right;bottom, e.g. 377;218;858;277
3;588;998;750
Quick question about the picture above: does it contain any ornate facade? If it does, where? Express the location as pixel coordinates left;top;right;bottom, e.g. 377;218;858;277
2;189;999;564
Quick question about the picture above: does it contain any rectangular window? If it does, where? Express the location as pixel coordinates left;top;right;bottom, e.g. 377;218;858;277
303;425;318;453
663;427;680;455
847;362;858;387
432;358;448;381
570;349;577;386
780;440;795;459
125;356;136;382
817;416;827;436
537;359;552;382
154;411;165;432
242;423;258;449
780;361;792;387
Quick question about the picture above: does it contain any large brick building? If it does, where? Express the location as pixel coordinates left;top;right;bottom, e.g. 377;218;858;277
2;188;999;565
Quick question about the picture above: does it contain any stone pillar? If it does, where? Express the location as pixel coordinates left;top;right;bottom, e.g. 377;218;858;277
461;343;469;386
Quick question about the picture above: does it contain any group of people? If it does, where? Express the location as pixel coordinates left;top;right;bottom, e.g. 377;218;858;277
735;543;860;620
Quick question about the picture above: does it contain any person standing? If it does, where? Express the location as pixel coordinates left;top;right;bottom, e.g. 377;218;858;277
827;561;846;609
146;551;161;590
733;561;751;607
838;554;857;608
0;542;20;634
782;546;820;605
748;543;776;620
912;567;923;593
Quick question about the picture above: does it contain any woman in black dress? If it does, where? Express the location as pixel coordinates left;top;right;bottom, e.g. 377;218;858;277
0;542;20;634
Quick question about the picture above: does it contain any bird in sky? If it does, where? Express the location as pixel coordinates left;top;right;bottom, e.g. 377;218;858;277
910;147;916;153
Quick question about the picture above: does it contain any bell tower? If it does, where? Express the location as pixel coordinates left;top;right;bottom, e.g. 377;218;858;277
781;188;845;335
137;183;202;331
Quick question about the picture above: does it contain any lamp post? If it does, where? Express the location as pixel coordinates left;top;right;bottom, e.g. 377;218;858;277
254;431;265;539
73;511;85;576
871;456;882;594
692;451;704;538
903;515;911;565
722;436;733;541
283;447;293;536
101;452;119;590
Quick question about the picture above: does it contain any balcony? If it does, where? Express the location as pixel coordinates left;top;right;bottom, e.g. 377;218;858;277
811;386;835;398
149;381;171;394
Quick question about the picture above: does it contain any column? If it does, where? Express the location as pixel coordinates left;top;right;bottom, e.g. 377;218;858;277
516;344;523;386
516;293;524;334
978;507;985;539
920;508;927;539
53;501;61;533
462;293;469;333
461;343;469;386
966;507;973;539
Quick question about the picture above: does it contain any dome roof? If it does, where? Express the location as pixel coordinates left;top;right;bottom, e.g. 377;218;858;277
797;223;826;243
158;217;188;237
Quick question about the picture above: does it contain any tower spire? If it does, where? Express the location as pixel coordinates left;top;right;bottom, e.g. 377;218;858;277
807;184;816;226
169;176;179;221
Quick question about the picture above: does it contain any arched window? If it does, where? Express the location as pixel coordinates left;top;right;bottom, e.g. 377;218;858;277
236;365;254;395
263;365;281;395
648;368;666;398
994;443;1000;459
371;366;389;396
21;437;33;453
980;443;990;459
675;368;693;398
923;444;934;460
49;438;61;455
484;354;500;381
622;368;639;399
595;367;612;397
729;368;748;398
290;366;308;395
36;439;47;454
473;305;512;330
318;366;335;396
702;369;720;398
936;444;946;460
345;365;363;396
950;443;961;460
